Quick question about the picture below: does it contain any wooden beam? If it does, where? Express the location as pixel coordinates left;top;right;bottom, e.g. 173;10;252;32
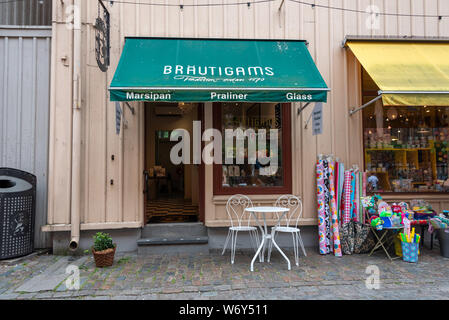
41;221;143;232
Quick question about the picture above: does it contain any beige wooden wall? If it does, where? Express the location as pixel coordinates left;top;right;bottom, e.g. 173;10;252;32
47;0;449;230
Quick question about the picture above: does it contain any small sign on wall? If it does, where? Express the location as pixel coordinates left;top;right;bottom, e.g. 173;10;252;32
115;102;122;135
312;102;323;136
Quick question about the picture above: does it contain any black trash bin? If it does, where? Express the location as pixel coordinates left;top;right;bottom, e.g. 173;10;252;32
0;168;36;259
439;229;449;258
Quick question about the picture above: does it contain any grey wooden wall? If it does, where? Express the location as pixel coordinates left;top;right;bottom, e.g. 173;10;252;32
0;27;52;248
0;0;52;26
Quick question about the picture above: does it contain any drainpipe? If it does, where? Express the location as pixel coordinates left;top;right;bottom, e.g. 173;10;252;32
69;0;82;251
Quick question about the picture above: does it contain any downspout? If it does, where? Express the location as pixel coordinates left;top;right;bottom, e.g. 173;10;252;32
69;0;82;251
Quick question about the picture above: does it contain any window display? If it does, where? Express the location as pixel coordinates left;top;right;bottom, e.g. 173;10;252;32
213;103;291;194
362;71;449;193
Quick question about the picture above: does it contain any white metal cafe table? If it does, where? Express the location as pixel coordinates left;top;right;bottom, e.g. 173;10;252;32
244;206;291;272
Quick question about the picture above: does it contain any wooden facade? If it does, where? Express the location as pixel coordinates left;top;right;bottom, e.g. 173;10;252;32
45;0;449;232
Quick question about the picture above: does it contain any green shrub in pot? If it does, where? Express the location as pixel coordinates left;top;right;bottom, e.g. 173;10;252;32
93;232;115;252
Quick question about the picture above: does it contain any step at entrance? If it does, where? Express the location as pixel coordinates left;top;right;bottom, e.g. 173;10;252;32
138;222;209;255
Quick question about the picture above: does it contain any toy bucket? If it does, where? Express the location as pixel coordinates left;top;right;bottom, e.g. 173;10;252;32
381;217;392;228
401;242;419;263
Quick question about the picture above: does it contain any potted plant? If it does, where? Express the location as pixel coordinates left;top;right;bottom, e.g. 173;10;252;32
91;232;116;267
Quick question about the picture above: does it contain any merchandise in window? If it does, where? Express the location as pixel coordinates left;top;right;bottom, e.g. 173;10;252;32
362;72;449;193
213;103;292;195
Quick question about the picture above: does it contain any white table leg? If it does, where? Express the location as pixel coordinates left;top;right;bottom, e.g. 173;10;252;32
251;212;266;263
250;236;266;272
270;235;291;270
249;209;291;271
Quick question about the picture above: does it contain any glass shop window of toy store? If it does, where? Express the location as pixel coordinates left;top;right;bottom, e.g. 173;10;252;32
361;69;449;193
213;103;292;195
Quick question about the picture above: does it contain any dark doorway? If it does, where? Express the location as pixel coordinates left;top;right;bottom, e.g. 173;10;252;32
144;103;203;224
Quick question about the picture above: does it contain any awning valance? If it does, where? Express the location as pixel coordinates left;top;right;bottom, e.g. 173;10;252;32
347;41;449;106
109;38;329;103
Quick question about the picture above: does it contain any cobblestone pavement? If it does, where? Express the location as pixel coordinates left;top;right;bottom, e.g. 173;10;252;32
0;247;448;300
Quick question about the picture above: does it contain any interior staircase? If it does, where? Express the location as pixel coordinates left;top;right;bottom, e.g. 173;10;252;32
137;222;209;254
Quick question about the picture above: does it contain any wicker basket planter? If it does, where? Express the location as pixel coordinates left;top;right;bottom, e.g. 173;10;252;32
92;246;116;267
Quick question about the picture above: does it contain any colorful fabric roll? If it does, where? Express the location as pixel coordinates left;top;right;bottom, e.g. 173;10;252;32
358;171;363;222
361;172;367;223
322;159;332;253
354;172;359;222
342;171;352;224
328;161;342;257
316;160;328;254
334;161;339;220
316;156;369;255
362;172;367;197
350;171;356;221
338;163;345;225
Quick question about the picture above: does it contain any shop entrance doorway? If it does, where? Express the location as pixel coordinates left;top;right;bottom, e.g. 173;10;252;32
143;103;204;224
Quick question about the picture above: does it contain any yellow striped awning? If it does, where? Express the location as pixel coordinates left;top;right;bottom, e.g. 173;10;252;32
347;41;449;106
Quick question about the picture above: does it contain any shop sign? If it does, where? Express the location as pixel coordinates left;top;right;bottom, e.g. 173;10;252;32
113;90;327;102
312;102;323;136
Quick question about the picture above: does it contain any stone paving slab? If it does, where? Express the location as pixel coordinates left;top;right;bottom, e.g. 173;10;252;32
14;256;88;293
0;248;447;299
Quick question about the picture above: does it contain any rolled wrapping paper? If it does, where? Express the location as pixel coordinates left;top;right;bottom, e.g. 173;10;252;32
350;172;356;221
327;161;342;257
334;161;339;216
342;171;352;224
317;160;328;254
362;171;366;197
403;217;411;239
337;163;345;224
322;159;332;254
359;171;363;223
353;173;358;222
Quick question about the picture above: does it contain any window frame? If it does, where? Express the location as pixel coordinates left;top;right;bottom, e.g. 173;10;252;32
212;102;292;195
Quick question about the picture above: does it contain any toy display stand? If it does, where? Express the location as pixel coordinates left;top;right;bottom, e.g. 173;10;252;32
369;226;404;262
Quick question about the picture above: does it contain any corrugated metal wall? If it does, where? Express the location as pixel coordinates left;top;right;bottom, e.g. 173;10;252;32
0;27;52;248
0;0;52;26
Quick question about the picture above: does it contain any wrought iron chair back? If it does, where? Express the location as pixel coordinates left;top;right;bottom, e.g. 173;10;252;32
274;195;303;228
225;194;255;228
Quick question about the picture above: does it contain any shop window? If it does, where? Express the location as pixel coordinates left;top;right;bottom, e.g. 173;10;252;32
362;69;449;193
213;103;292;195
0;0;52;26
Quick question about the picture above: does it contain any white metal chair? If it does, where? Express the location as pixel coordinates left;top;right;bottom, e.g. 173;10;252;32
267;195;307;266
222;194;261;264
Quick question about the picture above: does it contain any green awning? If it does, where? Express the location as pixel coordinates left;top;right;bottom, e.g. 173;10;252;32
109;37;329;103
